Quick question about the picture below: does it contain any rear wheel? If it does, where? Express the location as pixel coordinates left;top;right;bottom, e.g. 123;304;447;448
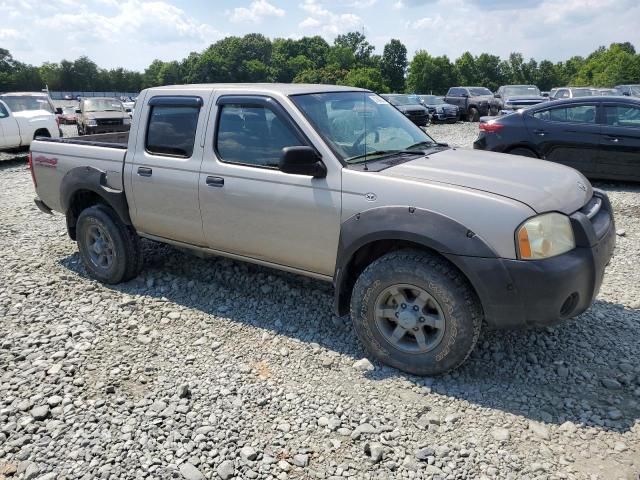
76;204;142;284
467;107;480;122
350;250;482;376
508;147;538;158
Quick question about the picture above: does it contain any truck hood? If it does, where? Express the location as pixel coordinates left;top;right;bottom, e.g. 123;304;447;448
13;109;55;121
504;95;547;102
84;111;128;120
381;148;592;214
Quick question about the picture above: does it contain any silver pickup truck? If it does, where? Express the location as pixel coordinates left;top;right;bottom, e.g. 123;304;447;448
29;84;616;375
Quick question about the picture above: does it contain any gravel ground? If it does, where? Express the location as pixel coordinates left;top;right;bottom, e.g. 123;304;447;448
1;123;639;480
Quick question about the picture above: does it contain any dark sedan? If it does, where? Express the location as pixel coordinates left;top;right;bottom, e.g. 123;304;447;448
380;94;430;126
473;96;640;181
418;95;459;123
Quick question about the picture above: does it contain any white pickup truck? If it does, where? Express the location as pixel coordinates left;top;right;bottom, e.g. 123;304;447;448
29;83;616;375
0;92;61;150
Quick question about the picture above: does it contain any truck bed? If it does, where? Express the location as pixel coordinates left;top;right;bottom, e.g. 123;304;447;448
37;131;129;149
30;132;129;214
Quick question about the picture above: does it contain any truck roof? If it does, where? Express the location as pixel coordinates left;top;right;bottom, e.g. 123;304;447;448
148;83;369;96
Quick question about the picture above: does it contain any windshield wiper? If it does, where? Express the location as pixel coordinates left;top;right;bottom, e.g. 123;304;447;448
405;141;438;150
346;149;425;164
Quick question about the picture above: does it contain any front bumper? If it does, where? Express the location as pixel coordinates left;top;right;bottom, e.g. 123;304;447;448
447;190;616;329
432;111;459;122
85;124;131;135
404;112;429;126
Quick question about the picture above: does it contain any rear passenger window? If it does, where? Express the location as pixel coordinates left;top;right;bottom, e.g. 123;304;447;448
604;105;640;128
534;105;596;124
146;106;200;157
215;103;304;168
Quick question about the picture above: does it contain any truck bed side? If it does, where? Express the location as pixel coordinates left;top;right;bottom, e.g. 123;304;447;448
30;134;128;214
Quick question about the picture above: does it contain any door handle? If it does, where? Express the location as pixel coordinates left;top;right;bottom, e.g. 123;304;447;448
137;167;152;177
206;176;224;187
533;129;547;136
605;136;619;143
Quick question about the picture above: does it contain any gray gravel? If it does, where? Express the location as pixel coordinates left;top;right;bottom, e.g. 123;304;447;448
1;123;639;479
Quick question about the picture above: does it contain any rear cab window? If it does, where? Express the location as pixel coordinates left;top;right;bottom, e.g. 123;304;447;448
145;96;202;158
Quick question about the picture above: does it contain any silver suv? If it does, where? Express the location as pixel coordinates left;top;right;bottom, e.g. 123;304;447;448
29;84;616;375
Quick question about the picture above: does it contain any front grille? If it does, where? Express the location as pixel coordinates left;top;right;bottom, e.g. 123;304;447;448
96;118;123;126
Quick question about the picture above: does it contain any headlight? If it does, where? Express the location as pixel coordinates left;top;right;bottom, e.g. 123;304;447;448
123;118;131;125
436;106;444;113
516;212;575;260
86;119;97;127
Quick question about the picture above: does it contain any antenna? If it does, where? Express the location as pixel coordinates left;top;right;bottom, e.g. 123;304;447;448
363;90;368;171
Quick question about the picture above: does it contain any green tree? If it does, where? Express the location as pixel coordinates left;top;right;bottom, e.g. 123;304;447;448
334;31;375;66
455;51;477;86
380;39;407;92
406;51;456;94
344;67;388;92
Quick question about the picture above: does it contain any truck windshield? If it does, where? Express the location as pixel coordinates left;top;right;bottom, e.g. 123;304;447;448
384;95;422;106
503;86;540;96
468;87;492;96
291;91;436;164
84;99;124;112
420;95;445;105
0;96;54;113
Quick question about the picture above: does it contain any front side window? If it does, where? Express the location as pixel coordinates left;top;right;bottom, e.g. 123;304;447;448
534;104;597;123
0;102;8;118
146;106;200;157
604;105;640;128
291;91;436;164
216;103;304;168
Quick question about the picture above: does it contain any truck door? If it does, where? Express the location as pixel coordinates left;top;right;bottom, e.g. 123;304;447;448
198;93;341;277
127;94;209;245
0;100;21;148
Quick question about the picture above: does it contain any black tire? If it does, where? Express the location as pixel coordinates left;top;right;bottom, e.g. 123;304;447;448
508;147;538;158
467;107;480;122
76;204;143;284
350;250;482;376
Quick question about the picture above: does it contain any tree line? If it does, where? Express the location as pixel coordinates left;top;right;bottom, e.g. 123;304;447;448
1;35;639;95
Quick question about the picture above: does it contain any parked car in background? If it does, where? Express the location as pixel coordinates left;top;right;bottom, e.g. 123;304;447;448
444;87;492;122
0;98;61;150
491;85;547;114
593;88;620;96
418;95;459;123
122;100;135;117
549;87;594;100
614;85;640;97
63;94;73;101
473;96;640;181
76;97;131;135
57;106;77;125
29;83;616;376
380;94;430;126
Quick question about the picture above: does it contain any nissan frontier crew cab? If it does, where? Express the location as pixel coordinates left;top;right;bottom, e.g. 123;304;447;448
29;84;616;376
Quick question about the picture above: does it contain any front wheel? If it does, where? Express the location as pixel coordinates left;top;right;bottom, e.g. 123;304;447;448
350;250;482;376
467;107;480;122
76;204;143;284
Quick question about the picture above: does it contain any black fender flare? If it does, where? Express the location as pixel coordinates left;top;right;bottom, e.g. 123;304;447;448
333;206;499;316
60;166;132;230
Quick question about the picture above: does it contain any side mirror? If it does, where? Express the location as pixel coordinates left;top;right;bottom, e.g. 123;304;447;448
494;94;501;99
279;146;326;178
461;92;470;98
125;108;132;113
75;109;81;114
542;92;549;97
622;92;630;96
55;107;63;114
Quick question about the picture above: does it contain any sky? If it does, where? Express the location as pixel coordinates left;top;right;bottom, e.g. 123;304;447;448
1;0;639;71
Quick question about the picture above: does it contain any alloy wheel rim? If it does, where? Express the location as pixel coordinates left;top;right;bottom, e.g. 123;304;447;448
86;224;115;270
374;283;446;354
